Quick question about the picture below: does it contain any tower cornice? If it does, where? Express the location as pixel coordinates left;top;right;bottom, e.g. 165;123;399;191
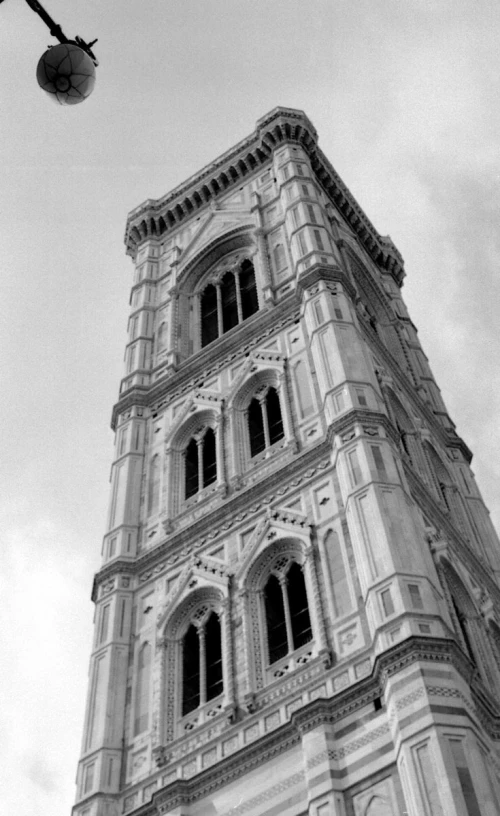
124;107;405;285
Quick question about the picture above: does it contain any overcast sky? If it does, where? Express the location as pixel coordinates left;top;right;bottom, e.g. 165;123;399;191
1;1;500;814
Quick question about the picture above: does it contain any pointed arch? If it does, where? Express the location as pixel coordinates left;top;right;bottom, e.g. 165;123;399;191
241;537;325;693
439;559;497;688
159;586;230;742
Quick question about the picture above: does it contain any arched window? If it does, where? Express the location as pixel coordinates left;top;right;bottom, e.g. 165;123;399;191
184;428;217;499
263;561;312;665
134;642;151;735
240;259;259;317
200;259;258;348
182;611;223;715
201;284;218;347
248;387;284;457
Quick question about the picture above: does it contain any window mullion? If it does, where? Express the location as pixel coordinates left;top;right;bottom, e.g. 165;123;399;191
216;284;223;337
280;576;294;654
234;271;243;323
260;397;270;449
197;438;204;492
199;626;207;705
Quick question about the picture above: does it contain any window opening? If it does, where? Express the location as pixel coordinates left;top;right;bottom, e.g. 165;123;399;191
248;387;284;457
264;562;312;664
267;388;284;444
248;398;266;457
205;613;223;701
221;272;238;333
264;574;288;663
200;260;258;348
202;428;217;487
185;428;217;499
182;612;223;716
287;562;312;649
240;260;259;318
182;624;200;715
201;284;218;347
185;439;199;499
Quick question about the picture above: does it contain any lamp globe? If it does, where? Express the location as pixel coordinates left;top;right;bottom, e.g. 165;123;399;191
36;42;96;105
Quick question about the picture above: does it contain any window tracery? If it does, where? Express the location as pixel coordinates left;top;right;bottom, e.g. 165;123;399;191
247;386;284;457
240;540;323;694
200;258;258;348
182;610;223;716
157;588;228;743
264;560;312;664
184;427;217;499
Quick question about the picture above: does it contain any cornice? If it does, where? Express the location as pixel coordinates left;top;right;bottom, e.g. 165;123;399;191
93;407;398;600
125;636;500;816
111;295;301;430
295;262;357;302
123;108;405;287
92;438;332;600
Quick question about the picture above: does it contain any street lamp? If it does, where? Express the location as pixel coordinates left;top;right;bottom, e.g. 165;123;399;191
1;0;98;105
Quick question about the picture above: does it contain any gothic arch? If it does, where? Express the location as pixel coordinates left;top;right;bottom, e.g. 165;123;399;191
174;229;260;360
423;441;455;508
165;408;224;516
228;366;293;477
168;408;219;452
178;228;256;295
439;559;497;689
241;537;326;695
348;249;409;374
158;585;232;743
163;585;225;641
383;387;425;477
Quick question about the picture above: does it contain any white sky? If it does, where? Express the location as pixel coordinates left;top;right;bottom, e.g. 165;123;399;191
1;1;500;814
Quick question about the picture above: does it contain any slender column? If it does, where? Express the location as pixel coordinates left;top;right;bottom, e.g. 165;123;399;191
196;437;203;493
167;291;178;368
198;626;207;706
234;271;243;323
303;549;329;659
280;575;294;654
221;601;235;715
215;414;225;488
254;227;273;304
260;396;271;450
278;368;297;449
216;284;223;337
152;638;166;752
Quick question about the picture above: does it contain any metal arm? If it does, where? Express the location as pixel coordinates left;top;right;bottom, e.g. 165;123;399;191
0;0;98;64
24;0;68;43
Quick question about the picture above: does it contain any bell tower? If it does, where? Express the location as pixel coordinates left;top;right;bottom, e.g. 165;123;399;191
73;108;500;816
